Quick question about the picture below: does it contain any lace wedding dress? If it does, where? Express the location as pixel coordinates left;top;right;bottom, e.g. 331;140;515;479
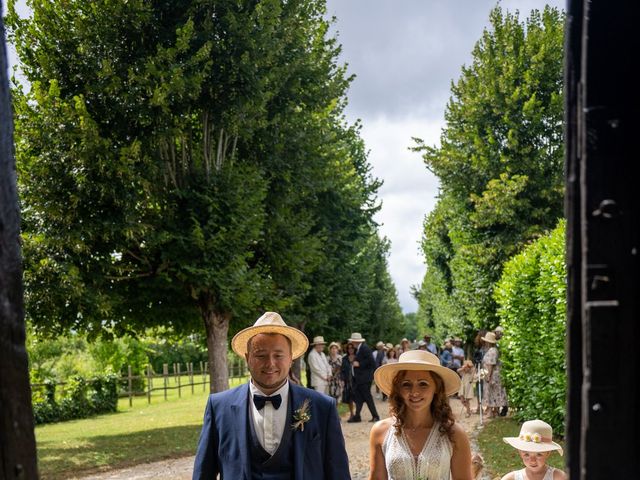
381;420;452;479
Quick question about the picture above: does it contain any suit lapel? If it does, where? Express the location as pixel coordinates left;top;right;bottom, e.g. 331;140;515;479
230;384;250;478
291;384;308;479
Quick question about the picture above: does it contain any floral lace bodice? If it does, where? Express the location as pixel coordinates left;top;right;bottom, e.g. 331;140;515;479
381;420;452;479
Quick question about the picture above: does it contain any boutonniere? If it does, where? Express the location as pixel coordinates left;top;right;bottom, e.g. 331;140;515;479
291;398;311;432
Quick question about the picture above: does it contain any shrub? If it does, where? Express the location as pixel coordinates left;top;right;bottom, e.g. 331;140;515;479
494;220;566;434
32;374;118;425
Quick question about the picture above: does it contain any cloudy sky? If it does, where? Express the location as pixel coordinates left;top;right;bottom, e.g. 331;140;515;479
4;0;565;313
324;0;565;312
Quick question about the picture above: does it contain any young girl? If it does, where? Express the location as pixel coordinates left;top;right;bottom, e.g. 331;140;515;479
501;419;566;480
457;359;476;417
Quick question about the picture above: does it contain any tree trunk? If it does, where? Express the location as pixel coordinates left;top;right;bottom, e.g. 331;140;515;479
0;9;40;477
200;295;230;393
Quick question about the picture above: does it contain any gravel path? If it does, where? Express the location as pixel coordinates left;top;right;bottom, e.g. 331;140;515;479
76;391;488;480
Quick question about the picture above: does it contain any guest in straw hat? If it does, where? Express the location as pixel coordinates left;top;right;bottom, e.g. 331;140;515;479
369;350;474;479
501;419;566;480
193;312;350;479
481;331;508;418
307;335;332;394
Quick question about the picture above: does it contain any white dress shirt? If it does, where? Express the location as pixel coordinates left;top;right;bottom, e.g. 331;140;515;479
249;380;290;455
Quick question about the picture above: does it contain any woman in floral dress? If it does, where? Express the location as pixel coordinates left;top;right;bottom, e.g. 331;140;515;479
481;332;507;418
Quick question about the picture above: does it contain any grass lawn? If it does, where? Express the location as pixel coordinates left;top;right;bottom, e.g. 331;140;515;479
35;375;248;479
476;417;566;479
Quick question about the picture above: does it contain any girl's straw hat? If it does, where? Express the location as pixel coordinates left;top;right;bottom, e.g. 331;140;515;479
480;331;497;344
374;350;461;396
503;419;563;455
328;341;340;350
231;312;309;359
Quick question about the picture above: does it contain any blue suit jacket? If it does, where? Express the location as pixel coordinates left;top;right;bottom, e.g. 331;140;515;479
192;382;351;479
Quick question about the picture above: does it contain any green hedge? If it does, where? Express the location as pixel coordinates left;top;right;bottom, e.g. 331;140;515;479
32;374;118;425
494;220;566;434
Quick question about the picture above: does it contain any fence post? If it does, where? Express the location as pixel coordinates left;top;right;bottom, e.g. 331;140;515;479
173;363;177;383
189;363;194;395
177;363;181;398
163;363;168;401
128;365;133;407
147;364;152;405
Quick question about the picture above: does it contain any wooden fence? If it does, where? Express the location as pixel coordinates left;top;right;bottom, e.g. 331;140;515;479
31;356;248;407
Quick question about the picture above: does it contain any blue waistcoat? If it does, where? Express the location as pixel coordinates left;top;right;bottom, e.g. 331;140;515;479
248;392;294;480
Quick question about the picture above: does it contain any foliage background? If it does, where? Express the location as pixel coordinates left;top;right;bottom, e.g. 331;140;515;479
414;6;565;342
495;220;566;433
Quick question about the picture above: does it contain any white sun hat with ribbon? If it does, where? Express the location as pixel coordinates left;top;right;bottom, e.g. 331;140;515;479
503;419;563;455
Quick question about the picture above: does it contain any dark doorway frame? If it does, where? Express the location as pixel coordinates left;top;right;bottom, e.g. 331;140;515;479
565;0;639;477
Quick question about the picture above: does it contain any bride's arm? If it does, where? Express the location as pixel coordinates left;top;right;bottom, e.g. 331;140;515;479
450;423;473;480
368;419;390;480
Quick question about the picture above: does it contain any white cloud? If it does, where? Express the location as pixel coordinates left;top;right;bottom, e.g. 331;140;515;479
360;116;441;312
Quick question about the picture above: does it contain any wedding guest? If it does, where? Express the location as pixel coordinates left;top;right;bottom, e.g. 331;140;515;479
192;312;350;479
327;342;343;401
481;331;508;418
452;337;465;370
308;336;332;394
373;341;387;399
399;338;411;354
423;333;438;355
380;343;398;401
440;341;454;369
348;332;380;423
340;342;357;421
457;360;477;417
501;419;566;480
369;350;473;479
384;343;399;364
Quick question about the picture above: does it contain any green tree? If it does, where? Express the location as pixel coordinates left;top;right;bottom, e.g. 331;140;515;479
415;6;564;333
8;0;390;391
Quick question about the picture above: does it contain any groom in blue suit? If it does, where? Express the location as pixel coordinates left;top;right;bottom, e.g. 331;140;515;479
192;312;351;479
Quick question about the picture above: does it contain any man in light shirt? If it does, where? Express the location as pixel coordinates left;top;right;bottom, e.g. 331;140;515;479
307;335;332;394
192;312;350;479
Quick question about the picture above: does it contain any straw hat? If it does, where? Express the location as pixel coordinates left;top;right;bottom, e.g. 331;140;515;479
503;420;563;455
494;326;504;333
311;336;327;346
374;350;462;396
376;341;385;348
385;342;394;350
231;312;309;360
481;331;497;344
348;332;365;343
328;341;340;350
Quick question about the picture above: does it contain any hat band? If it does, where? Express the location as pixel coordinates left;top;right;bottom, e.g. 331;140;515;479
519;432;552;443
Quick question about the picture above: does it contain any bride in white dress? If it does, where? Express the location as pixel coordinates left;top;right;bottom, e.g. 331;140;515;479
369;350;474;480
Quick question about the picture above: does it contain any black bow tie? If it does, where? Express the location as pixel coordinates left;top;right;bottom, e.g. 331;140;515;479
253;393;282;410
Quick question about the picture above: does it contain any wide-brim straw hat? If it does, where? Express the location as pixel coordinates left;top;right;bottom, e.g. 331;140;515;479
328;341;340;350
481;331;497;344
231;312;309;360
311;336;327;345
374;350;462;396
503;419;563;455
348;332;365;343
